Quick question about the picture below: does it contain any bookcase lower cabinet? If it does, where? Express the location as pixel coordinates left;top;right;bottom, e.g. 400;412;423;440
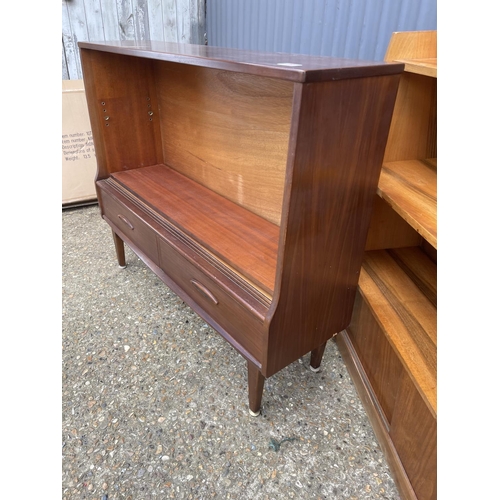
337;31;437;500
79;40;403;416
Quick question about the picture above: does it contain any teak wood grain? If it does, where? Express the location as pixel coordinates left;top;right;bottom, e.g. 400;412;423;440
265;74;401;376
365;196;422;251
397;58;437;78
390;372;437;500
377;158;437;248
358;249;437;417
79;40;404;83
79;49;163;181
156;234;266;362
384;31;437;63
342;31;438;500
97;177;269;366
382;72;437;162
383;31;437;163
388;247;436;307
155;62;293;225
347;293;404;425
111;164;279;295
80;40;403;421
336;332;420;500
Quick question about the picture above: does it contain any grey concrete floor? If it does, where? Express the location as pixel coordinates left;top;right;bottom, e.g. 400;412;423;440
62;204;401;500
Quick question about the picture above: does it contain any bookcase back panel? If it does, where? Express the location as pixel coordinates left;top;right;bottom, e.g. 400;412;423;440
155;61;294;225
80;50;164;179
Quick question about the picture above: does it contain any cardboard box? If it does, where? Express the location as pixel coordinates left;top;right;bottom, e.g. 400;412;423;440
62;80;98;207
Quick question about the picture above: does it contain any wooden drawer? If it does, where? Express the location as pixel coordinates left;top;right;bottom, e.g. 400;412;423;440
98;185;160;265
157;235;264;364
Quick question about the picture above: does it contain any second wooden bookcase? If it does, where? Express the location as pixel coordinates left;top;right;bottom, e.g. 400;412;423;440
337;31;437;500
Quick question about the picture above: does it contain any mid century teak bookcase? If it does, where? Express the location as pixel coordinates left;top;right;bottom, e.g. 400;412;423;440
79;40;403;416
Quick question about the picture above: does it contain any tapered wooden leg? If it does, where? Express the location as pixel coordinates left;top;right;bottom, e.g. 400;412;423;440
247;361;265;417
112;231;127;268
310;342;327;372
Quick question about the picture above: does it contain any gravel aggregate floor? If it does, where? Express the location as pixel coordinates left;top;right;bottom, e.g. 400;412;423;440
62;204;401;500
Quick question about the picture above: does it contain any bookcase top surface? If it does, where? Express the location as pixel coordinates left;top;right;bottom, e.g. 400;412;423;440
78;40;404;82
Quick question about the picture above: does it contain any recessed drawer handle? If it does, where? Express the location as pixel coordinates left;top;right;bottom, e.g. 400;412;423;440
190;279;219;305
117;214;134;230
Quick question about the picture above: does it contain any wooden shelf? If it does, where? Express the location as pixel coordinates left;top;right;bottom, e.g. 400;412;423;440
396;58;437;78
358;247;437;417
111;164;280;295
377;158;437;248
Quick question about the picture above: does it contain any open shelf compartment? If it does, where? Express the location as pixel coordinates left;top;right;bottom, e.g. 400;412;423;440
357;246;437;417
377;158;437;249
110;164;280;297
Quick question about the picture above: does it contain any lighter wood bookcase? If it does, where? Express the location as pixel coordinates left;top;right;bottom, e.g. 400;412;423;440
337;31;437;500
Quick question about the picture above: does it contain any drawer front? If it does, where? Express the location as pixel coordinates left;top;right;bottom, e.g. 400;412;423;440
157;236;264;363
99;186;159;265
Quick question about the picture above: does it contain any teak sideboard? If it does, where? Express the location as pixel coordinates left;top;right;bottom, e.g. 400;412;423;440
79;40;403;416
337;31;437;500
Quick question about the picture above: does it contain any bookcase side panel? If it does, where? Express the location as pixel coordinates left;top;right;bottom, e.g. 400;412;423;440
80;49;163;181
265;74;401;376
155;61;294;225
